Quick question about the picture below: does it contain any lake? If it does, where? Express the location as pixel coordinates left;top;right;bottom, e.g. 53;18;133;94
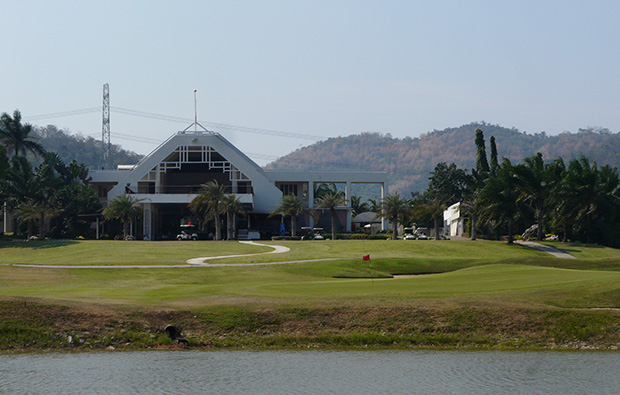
1;350;619;394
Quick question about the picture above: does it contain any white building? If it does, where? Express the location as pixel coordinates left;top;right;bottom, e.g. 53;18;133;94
89;130;388;239
443;202;464;238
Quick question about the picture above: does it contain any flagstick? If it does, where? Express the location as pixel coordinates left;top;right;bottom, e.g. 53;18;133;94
370;258;374;285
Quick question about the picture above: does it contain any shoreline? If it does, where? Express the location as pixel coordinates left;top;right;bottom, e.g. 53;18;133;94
3;299;620;354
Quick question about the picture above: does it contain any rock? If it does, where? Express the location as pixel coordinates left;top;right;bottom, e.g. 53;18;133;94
165;325;190;345
165;325;183;340
106;345;115;350
67;335;73;344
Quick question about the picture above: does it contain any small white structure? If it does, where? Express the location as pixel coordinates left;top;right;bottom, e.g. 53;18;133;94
443;202;464;238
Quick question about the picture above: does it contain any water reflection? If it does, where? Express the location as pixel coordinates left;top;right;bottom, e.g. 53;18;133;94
1;350;620;394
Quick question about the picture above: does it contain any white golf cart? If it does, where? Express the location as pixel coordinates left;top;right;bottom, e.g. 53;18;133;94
403;227;416;240
177;224;198;241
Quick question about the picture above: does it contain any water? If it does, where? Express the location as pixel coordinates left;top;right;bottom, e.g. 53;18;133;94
1;350;620;394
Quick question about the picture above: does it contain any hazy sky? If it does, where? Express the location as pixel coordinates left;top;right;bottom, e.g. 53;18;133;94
2;1;619;165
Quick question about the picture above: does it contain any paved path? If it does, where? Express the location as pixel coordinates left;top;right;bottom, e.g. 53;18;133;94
516;241;576;259
9;241;338;269
186;240;290;265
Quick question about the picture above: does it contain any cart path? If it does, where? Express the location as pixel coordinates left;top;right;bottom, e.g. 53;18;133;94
185;240;290;265
515;241;576;259
7;241;339;269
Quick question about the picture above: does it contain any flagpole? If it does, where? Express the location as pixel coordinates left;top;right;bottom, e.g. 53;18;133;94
370;258;374;285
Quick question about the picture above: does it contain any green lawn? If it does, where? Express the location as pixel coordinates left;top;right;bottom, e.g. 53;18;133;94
539;241;620;259
1;239;620;309
0;240;273;265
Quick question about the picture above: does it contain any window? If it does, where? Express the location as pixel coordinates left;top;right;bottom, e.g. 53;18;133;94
279;184;298;196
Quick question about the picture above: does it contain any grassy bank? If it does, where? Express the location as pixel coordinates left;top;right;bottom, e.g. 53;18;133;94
2;239;620;352
3;300;620;352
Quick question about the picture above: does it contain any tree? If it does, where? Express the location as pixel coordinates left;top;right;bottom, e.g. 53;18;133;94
513;152;550;241
15;200;61;239
314;183;344;200
189;181;227;240
0;144;8;179
427;162;471;205
270;194;306;237
555;157;619;244
222;194;246;240
489;136;498;174
1;156;37;234
478;159;520;244
0;110;45;158
103;193;143;238
350;195;369;217
316;191;346;240
415;192;446;240
378;193;410;240
367;198;380;213
475;128;490;176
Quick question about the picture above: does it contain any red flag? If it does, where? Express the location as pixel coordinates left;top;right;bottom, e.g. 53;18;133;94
362;254;370;261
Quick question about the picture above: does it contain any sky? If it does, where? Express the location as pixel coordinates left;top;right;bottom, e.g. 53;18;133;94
2;1;619;166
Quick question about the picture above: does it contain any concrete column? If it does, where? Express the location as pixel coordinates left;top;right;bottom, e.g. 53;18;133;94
381;182;388;231
143;203;152;240
308;181;314;228
345;181;352;232
155;165;162;193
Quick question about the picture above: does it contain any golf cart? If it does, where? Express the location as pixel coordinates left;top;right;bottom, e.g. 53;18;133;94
415;227;428;240
403;227;416;240
177;224;198;241
301;227;325;240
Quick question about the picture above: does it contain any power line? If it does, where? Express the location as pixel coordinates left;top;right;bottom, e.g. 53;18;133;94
83;132;280;161
26;107;100;121
26;105;326;141
111;107;325;141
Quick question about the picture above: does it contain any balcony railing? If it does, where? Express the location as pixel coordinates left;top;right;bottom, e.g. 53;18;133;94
135;184;254;195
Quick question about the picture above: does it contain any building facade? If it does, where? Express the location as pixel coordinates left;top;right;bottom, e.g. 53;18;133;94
89;130;388;239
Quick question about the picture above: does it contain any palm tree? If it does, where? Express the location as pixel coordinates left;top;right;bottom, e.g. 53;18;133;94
15;200;61;239
478;159;520;244
367;198;380;214
350;195;369;217
513;153;550;241
555;157;619;244
103;193;143;238
0;110;46;158
316;191;346;240
416;194;445;240
271;194;306;237
189;181;226;240
222;194;246;240
378;193;410;240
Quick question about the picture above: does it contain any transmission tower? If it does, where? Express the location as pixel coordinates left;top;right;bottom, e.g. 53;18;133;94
102;83;110;160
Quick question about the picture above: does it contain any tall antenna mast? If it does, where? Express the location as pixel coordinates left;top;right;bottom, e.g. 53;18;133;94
183;89;209;132
102;83;111;160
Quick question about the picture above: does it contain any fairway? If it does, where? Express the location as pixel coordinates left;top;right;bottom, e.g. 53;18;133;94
2;239;620;307
3;239;620;352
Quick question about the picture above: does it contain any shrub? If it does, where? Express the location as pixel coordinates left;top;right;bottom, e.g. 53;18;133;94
271;236;301;241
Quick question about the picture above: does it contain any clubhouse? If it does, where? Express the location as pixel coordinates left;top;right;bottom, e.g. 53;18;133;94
89;130;387;240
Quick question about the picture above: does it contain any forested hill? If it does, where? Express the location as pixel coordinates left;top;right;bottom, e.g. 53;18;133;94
266;122;620;194
35;125;142;170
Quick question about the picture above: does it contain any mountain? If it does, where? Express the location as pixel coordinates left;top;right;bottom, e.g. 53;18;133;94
266;122;620;194
35;125;142;170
